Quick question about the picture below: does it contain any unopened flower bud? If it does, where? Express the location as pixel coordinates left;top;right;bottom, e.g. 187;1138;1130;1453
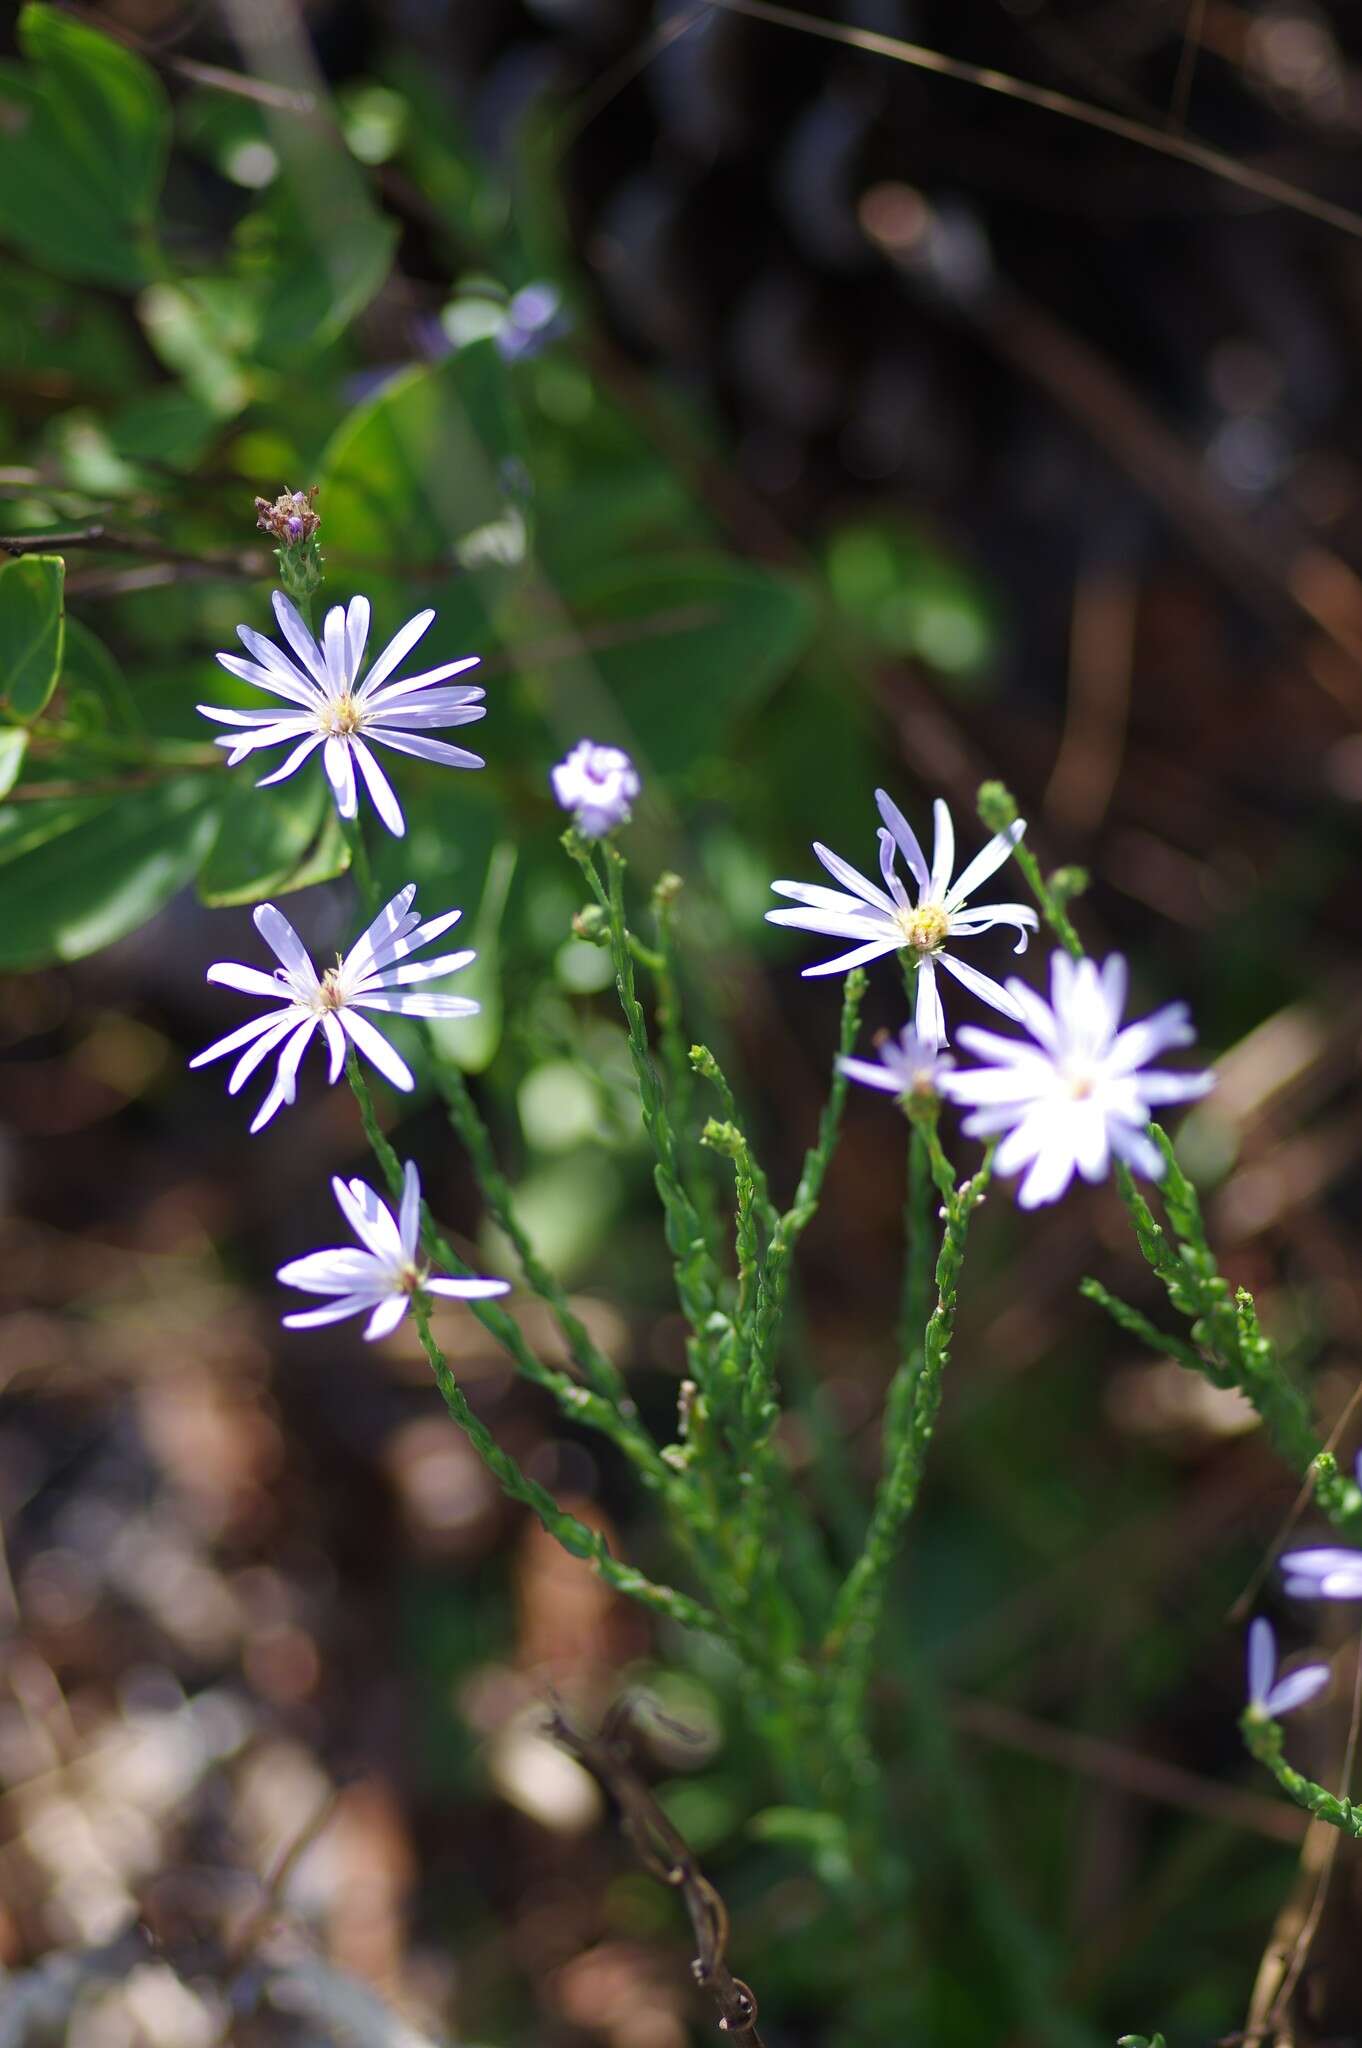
1048;864;1090;904
571;904;610;945
254;486;324;603
976;779;1019;833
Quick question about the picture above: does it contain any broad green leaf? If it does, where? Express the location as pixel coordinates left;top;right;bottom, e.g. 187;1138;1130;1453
319;345;518;575
0;553;65;720
239;182;398;363
0;772;220;967
0;261;143;392
0;729;29;799
198;769;347;907
137;280;256;417
560;555;816;774
60;618;142;735
0;6;169;288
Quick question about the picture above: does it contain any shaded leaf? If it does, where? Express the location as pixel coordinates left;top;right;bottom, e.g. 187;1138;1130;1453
561;555;816;774
0;5;169;288
0;553;65;720
199;768;348;907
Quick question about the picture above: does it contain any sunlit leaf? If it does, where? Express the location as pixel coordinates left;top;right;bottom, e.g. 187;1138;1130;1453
0;728;29;799
0;772;221;967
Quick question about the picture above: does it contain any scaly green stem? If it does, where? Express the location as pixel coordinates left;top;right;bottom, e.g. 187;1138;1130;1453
824;1144;995;1772
1242;1709;1362;1838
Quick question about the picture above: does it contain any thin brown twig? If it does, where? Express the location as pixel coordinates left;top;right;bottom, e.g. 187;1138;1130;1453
53;2;317;112
950;1691;1305;1844
1227;1375;1362;1625
557;2;712;149
549;1698;765;2043
225;1784;341;1965
1271;1635;1362;2032
707;0;1362;241
0;525;266;574
1168;0;1210;131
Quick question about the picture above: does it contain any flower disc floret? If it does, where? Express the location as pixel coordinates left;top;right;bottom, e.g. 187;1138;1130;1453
767;790;1039;1046
189;885;479;1132
938;951;1214;1207
198;590;487;839
278;1159;509;1342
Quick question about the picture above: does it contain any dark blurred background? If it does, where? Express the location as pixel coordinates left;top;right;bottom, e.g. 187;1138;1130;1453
5;2;1362;2043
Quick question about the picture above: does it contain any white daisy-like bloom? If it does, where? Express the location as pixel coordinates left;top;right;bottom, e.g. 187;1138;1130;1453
198;590;486;838
1245;1617;1329;1719
551;739;641;838
190;885;477;1133
838;1024;954;1099
278;1159;509;1342
938;951;1214;1208
767;790;1039;1045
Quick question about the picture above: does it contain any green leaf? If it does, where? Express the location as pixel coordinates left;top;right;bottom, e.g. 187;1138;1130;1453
0;261;143;392
0;728;29;799
319;345;518;575
0;553;65;720
0;772;220;968
561;555;816;774
240;182;398;363
0;5;169;288
198;769;348;907
137;279;255;418
59;617;142;735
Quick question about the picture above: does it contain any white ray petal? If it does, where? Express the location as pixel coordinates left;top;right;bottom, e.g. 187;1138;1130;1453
350;736;406;838
357;608;435;699
340;1008;415;1091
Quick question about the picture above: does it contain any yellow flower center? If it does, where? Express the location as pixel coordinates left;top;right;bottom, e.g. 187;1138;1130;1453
398;1261;426;1295
895;903;950;953
318;967;346;1010
321;694;363;737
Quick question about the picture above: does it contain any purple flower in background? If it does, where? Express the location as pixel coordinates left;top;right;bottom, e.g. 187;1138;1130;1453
190;886;477;1132
278;1160;508;1342
199;591;486;838
552;740;641;837
496;283;570;362
767;791;1037;1044
939;952;1214;1208
1245;1617;1329;1718
838;1024;954;1100
1281;1544;1362;1601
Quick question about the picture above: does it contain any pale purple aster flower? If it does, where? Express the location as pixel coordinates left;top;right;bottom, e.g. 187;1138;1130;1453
190;886;477;1133
938;951;1214;1208
551;740;641;837
198;591;486;838
767;792;1038;1046
278;1159;509;1342
838;1024;954;1100
496;282;570;362
1245;1617;1329;1718
1280;1545;1362;1601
